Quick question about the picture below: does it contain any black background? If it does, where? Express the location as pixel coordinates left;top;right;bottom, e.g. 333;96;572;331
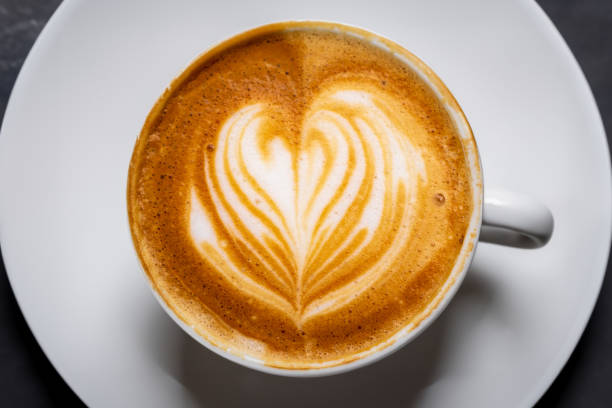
0;0;610;406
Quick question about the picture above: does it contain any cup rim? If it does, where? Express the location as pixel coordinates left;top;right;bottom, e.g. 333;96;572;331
128;20;484;378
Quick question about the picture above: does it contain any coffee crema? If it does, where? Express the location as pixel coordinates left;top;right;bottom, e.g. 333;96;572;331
128;22;474;369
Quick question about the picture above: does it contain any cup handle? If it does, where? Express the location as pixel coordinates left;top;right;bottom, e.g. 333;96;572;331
480;188;554;249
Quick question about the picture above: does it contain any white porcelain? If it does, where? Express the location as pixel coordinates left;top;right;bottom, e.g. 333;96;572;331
482;188;554;248
0;0;609;406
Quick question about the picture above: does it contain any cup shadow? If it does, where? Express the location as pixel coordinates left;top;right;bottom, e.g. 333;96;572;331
143;261;497;407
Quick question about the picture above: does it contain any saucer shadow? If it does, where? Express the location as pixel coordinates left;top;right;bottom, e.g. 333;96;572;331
143;263;497;407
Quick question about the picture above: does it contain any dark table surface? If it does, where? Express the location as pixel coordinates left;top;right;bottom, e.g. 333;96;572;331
1;0;610;406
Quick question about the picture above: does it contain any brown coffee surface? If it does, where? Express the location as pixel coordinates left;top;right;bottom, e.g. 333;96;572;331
128;23;473;369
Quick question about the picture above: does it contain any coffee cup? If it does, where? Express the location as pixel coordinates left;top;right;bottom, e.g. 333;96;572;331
128;21;553;377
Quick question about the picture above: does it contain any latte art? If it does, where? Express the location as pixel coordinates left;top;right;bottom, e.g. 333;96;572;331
192;88;426;323
128;23;474;369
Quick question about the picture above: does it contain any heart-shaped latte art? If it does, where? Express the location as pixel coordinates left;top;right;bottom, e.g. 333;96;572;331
189;88;426;324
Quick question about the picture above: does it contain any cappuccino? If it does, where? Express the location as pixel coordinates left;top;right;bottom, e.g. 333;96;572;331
128;22;473;369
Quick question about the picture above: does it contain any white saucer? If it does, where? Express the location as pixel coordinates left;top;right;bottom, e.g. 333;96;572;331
1;0;610;406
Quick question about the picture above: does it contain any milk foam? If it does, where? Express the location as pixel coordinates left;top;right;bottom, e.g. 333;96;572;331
190;88;427;322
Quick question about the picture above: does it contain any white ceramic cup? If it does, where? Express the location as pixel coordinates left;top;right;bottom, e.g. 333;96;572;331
138;21;554;378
